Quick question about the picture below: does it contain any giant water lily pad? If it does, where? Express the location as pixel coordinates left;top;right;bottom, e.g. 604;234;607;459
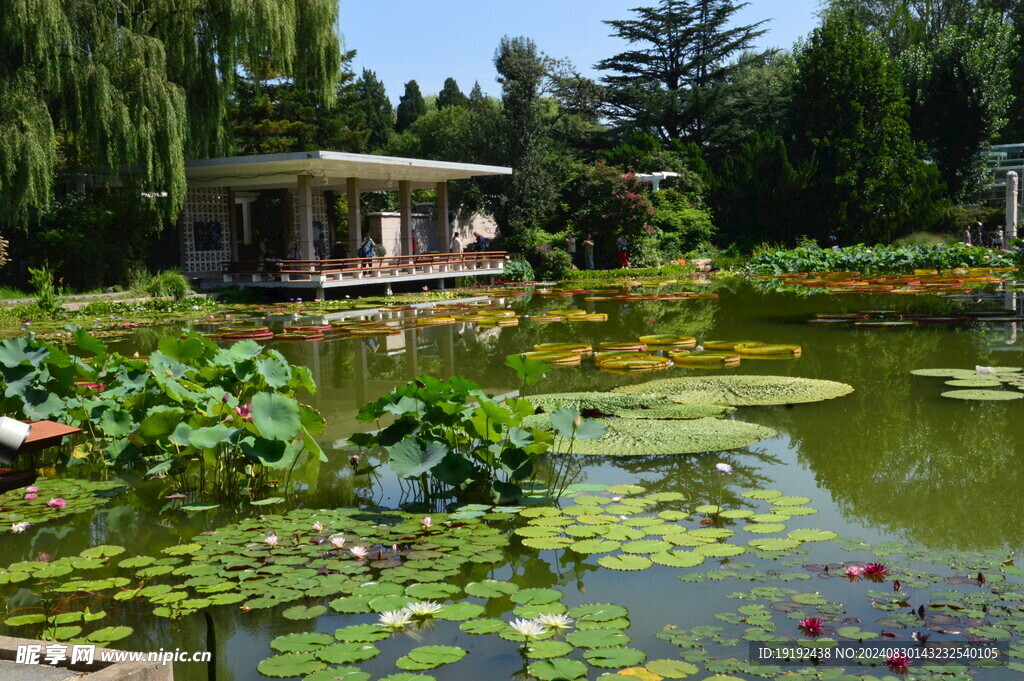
541;417;774;455
526;391;733;419
941;389;1023;401
613;375;854;406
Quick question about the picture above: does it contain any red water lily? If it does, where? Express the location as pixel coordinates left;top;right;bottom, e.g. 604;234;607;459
863;563;889;577
886;653;911;674
799;617;824;637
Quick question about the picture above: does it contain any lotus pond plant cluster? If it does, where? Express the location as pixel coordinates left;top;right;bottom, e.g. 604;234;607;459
0;329;324;504
747;243;1017;276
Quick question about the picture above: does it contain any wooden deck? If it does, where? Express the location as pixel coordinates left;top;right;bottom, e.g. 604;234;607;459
220;252;507;295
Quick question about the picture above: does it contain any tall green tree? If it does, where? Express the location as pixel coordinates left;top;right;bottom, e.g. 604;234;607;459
903;13;1016;199
232;50;367;155
437;77;469;109
396;80;427;132
0;0;341;227
597;0;768;144
789;11;935;242
356;69;394;150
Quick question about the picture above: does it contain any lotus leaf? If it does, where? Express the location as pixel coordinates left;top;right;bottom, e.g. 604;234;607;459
598;555;653;570
650;551;706;568
584;646;647;668
545;417;774;455
613;375;854;406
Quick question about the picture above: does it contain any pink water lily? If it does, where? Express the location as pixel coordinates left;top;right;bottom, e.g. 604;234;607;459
845;565;863;577
47;498;66;508
25;486;38;493
24;493;37;500
265;532;279;547
421;517;432;528
799;617;824;637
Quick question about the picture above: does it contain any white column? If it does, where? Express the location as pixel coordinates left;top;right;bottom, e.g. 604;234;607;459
399;180;412;256
436;181;450;253
296;174;315;259
1007;171;1019;241
347;177;361;259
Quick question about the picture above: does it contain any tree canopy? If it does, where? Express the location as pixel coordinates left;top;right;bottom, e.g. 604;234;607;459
396;80;427;132
0;0;341;227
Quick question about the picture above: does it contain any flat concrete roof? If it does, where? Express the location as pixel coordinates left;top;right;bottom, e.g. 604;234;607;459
185;151;512;191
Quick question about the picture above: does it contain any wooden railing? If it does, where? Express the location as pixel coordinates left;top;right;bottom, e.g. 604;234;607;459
222;251;507;286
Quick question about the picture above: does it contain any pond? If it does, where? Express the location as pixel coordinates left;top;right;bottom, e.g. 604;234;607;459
3;277;1024;681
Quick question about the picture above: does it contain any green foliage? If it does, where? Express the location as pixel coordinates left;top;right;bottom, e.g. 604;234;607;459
0;330;322;503
395;80;427;132
747;242;1017;274
529;248;574;280
903;13;1017;199
500;258;536;282
28;266;59;315
789;12;942;243
350;376;600;504
597;0;769;143
356;69;394;151
0;0;340;226
128;269;192;301
436;77;469;109
650;189;715;258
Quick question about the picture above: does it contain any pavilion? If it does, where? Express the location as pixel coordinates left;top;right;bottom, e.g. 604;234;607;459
181;151;512;294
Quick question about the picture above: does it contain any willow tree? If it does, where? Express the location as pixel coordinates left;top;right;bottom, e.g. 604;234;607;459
0;0;341;227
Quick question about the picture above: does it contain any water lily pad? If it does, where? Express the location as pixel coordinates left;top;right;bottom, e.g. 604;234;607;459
788;529;838;542
911;368;979;378
650;551;705;568
570;539;622;554
613;375;854;405
528;658;588;681
771;496;811;506
744;523;786;534
694;543;746;557
315;643;380;665
567;628;631;648
748;538;802;551
941;389;1023;401
645;659;700;678
622;539;673;554
333;624;390;643
547;417;775;455
945;378;1003;387
395;645;466;670
459;618;508;635
741;489;783;500
257;653;326;678
465;580;518;599
435;602;485;621
569;603;629;622
584;646;647;668
526;640;574;659
272;632;335;653
598;554;653;571
282;604;328;620
511;588;564;605
303;667;371;681
522;536;575;550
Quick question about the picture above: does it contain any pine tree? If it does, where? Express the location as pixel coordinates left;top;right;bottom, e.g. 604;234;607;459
437;78;469;109
597;0;768;144
395;80;427;132
357;69;394;151
0;0;341;227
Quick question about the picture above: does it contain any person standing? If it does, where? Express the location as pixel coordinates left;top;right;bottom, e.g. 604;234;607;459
474;231;488;252
976;221;986;247
358;234;375;268
616;235;630;269
565;232;577;267
992;226;1005;249
450;231;463;253
962;225;972;246
582;233;595;270
287;236;302;260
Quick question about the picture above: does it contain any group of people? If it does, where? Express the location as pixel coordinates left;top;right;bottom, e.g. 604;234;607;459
448;231;488;253
962;221;1006;249
564;232;600;269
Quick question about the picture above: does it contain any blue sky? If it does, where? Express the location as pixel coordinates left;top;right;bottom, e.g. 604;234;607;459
339;0;823;103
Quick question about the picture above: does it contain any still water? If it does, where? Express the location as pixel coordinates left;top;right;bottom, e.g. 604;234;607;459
4;278;1024;681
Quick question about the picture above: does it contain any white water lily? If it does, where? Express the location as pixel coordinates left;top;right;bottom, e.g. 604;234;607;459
405;600;444;616
311;521;324;532
265;531;279;547
329;534;346;549
509;618;548;639
535;613;574;629
10;521;30;533
376;609;414;628
349;545;369;560
976;366;997;375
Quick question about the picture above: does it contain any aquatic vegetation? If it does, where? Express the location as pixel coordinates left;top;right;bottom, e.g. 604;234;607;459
350;375;603;503
523;392;734;420
912;366;1024;401
747;243;1016;275
0;479;125;526
613;375;855;406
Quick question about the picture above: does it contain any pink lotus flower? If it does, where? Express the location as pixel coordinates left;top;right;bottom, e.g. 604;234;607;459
799;617;824;637
24;493;37;500
47;498;66;508
863;563;888;577
349;546;369;560
421;517;432;528
886;653;911;674
26;486;39;493
235;403;252;421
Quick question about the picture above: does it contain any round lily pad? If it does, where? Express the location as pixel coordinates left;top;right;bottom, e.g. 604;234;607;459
597;555;653;571
788;529;838;542
650;551;705;568
569;603;629;622
748;538;802;551
613;375;854;405
528;659;588;681
945;378;1003;387
395;645;466;670
645;659;700;678
257;653;326;678
941;389;1023;401
526;640;574;659
771;496;811;506
567;628;631;648
694;543;745;557
584;646;646;668
547;417;775;455
459;618;507;635
510;588;563;605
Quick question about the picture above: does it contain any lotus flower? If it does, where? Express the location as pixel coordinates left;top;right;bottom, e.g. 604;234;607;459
24;493;37;500
536;613;574;630
799;617;824;637
421;516;432;528
886;653;911;674
47;498;66;508
235;403;253;421
265;532;279;547
25;486;38;493
349;545;369;560
312;521;324;532
377;609;414;628
509;618;548;640
863;563;888;576
715;462;733;474
329;535;346;549
10;522;30;533
405;601;444;616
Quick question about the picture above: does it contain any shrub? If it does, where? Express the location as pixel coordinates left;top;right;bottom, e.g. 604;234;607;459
529;248;573;280
130;268;192;301
502;257;535;282
28;266;60;314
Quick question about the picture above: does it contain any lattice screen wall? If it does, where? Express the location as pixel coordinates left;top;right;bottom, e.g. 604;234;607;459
181;187;232;273
288;189;330;241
